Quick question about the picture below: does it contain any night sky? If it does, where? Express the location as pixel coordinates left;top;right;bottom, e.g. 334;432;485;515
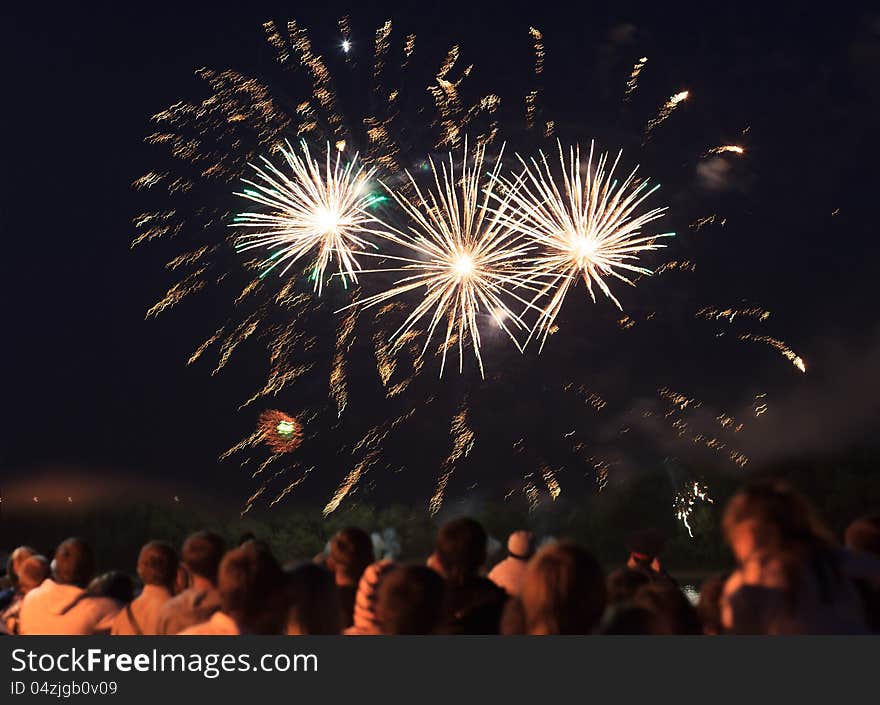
2;2;879;511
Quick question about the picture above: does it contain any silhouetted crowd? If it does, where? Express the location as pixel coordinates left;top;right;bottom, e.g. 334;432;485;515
2;480;879;635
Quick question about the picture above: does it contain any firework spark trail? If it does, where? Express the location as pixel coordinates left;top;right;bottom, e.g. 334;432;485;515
426;46;498;149
330;303;358;417
740;333;807;373
219;427;265;463
623;56;648;101
696;305;771;323
658;387;702;412
131;210;182;247
753;393;769;417
704;145;745;156
233;141;389;295
428;401;476;515
540;461;562;500
145;268;207;318
522;473;540;512
270;465;315;506
345;141;538;377
525;27;547;132
644;90;689;140
364;20;405;173
658;391;750;466
212;314;260;374
287;20;346;139
689;214;726;231
496;140;671;350
590;456;613;492
562;383;607;411
323;450;382;516
674;481;714;537
241;485;267;517
188;327;226;365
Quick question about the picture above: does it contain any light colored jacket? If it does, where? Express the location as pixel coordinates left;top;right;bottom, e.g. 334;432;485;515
154;587;221;635
111;585;174;635
179;611;239;635
488;557;529;597
18;579;120;635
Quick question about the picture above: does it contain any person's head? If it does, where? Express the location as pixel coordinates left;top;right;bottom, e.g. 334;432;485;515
218;542;285;634
626;528;665;571
696;573;728;635
6;546;37;588
137;541;179;590
600;605;662;634
520;541;606;634
845;513;880;558
18;555;50;594
506;531;535;560
285;562;341;635
181;531;226;586
435;517;488;584
87;571;135;604
722;480;832;564
632;583;702;635
606;567;652;606
53;538;95;588
328;527;374;587
376;565;445;635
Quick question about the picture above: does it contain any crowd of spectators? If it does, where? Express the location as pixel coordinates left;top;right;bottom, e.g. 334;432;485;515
2;480;879;635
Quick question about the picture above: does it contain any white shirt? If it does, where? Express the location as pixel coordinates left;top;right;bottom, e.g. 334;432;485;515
111;585;173;636
179;611;240;635
18;579;120;635
488;557;529;596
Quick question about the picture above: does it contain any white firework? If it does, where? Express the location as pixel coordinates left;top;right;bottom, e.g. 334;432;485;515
494;140;673;350
234;140;387;295
344;141;538;377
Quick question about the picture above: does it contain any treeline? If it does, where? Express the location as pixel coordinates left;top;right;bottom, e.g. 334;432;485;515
2;447;878;575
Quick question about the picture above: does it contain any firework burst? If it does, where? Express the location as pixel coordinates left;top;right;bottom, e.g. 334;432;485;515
494;140;672;350
344;141;537;377
258;409;304;454
233;141;387;295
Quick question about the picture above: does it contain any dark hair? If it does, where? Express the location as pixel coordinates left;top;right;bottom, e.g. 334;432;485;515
723;480;834;552
181;531;226;584
53;538;95;587
218;543;285;634
329;527;374;585
696;573;728;634
137;541;179;588
436;518;487;584
633;583;702;635
606;567;651;605
601;605;661;634
6;546;37;589
520;541;606;634
723;480;842;603
87;571;135;604
18;555;50;591
845;514;880;558
285;563;341;635
377;565;445;635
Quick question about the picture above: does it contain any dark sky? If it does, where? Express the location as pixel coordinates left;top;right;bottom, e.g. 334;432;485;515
2;1;878;510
